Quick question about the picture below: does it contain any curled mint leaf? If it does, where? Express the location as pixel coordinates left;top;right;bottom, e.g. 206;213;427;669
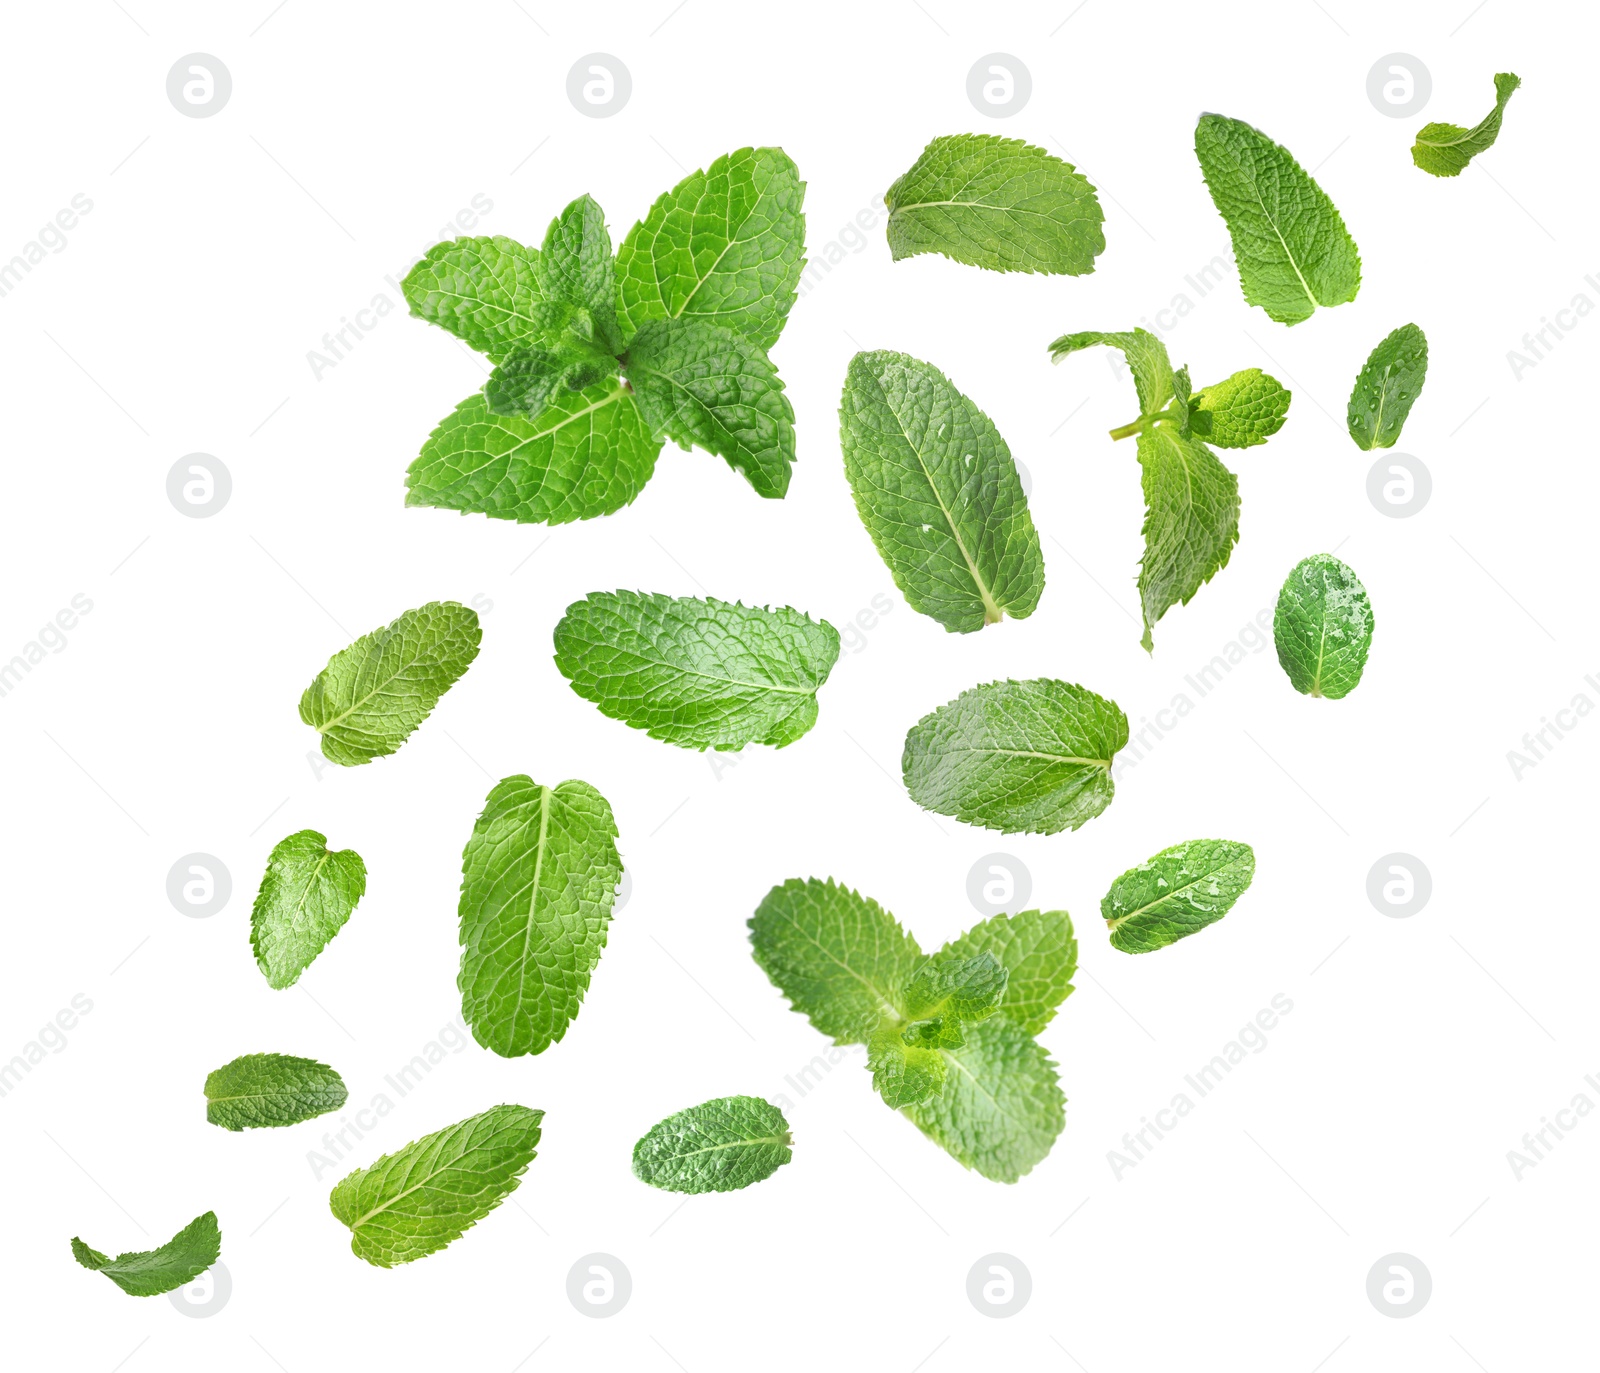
884;134;1105;275
204;1052;346;1130
935;910;1077;1036
1190;368;1291;448
536;193;625;355
552;591;839;752
869;1022;948;1107
250;830;367;990
1347;324;1428;450
1274;554;1374;699
1194;113;1361;325
1102;840;1256;953
632;1096;792;1194
329;1105;542;1267
72;1212;220;1297
1413;73;1520;177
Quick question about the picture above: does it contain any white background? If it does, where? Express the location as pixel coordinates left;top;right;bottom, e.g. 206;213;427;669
2;1;1592;1367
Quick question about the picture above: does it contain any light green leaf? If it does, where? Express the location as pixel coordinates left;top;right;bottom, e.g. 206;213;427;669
552;590;839;752
408;384;663;526
250;830;367;990
840;350;1043;634
402;236;544;363
299;601;481;766
903;1017;1064;1183
1102;840;1256;954
204;1052;346;1130
615;146;805;351
902;952;1007;1022
625;317;795;498
1274;554;1374;699
1347;324;1428;450
884;134;1105;275
72;1212;220;1297
1413;73;1520;177
537;193;625;355
936;910;1077;1036
1191;368;1292;448
457;776;622;1057
329;1104;542;1267
1049;329;1175;417
902;679;1127;835
632;1096;793;1193
748;877;923;1044
1195;113;1361;325
868;1022;948;1107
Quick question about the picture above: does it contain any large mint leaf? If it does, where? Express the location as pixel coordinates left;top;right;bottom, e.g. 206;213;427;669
615;147;805;351
748;877;923;1044
625;317;795;498
1049;329;1176;418
402;236;544;363
1194;114;1361;325
936;910;1077;1036
250;830;367;990
408;384;662;525
552;590;839;752
457;776;622;1057
1273;554;1374;699
885;134;1105;275
329;1104;542;1267
902;679;1127;835
1347;324;1427;450
632;1096;792;1194
903;1017;1064;1183
1103;840;1256;954
1191;368;1291;448
300;601;481;765
72;1212;220;1297
204;1052;346;1130
840;350;1043;634
1413;73;1520;177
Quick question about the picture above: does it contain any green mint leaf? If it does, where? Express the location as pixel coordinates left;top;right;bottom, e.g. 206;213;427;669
72;1212;220;1297
1102;840;1256;954
884;134;1105;275
457;776;622;1057
748;877;922;1044
536;194;625;354
902;679;1127;835
936;910;1077;1036
1049;329;1175;419
615;146;805;352
840;350;1043;633
1135;426;1239;651
408;384;663;526
250;830;367;990
1194;113;1361;325
485;345;619;422
624;317;796;498
902;951;1007;1022
1191;368;1292;448
204;1052;346;1130
631;1096;793;1193
1273;554;1374;699
552;590;839;752
329;1104;542;1268
1347;324;1428;450
903;1017;1064;1183
1413;73;1520;177
300;601;481;766
402;236;544;363
868;1022;948;1107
